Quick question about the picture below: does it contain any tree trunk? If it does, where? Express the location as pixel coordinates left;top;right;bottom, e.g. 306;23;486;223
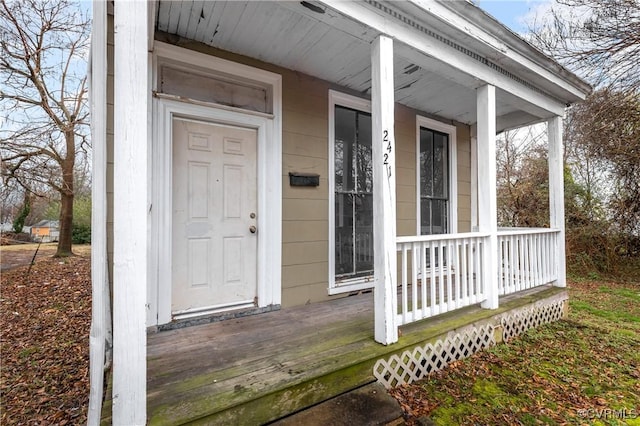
56;190;74;256
55;130;76;257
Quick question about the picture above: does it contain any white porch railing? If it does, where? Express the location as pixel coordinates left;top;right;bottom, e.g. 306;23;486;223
395;228;560;327
396;233;489;326
497;228;560;295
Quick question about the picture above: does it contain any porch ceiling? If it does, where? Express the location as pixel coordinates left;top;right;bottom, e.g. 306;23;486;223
156;1;549;130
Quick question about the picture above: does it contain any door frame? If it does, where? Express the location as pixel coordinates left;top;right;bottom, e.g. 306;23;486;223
150;44;282;326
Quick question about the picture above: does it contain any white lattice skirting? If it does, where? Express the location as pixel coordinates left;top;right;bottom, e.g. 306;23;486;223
374;325;496;388
500;298;566;342
374;293;568;388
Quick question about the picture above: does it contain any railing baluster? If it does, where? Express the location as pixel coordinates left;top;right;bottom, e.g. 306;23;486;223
535;234;541;286
498;236;504;294
461;238;468;305
511;235;517;292
452;239;459;308
530;235;535;288
432;240;440;314
547;233;552;281
531;234;537;287
553;233;564;281
524;235;529;289
504;235;510;293
431;241;440;312
539;234;544;283
473;237;480;303
508;235;514;293
503;236;507;293
518;235;524;290
546;233;551;282
411;242;418;323
401;244;408;324
529;235;538;288
421;241;428;317
468;239;472;303
438;241;455;311
498;236;511;295
429;241;436;316
478;237;485;299
548;233;552;281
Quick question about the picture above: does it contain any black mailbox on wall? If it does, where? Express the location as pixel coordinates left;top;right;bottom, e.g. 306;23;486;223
289;172;320;187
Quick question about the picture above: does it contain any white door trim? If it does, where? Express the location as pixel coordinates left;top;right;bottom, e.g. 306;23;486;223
150;43;282;326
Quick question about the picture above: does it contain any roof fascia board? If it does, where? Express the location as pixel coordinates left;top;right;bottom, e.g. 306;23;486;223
324;0;566;117
445;1;591;94
409;0;586;99
148;1;156;52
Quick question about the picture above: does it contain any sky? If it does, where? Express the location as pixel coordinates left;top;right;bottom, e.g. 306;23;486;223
475;0;548;33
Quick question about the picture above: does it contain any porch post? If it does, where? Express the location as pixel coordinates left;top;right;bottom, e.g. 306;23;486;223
548;116;567;287
88;1;109;424
372;35;398;345
476;85;499;309
113;1;149;424
470;135;478;232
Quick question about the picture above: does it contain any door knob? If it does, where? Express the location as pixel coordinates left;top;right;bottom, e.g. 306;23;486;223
249;225;257;234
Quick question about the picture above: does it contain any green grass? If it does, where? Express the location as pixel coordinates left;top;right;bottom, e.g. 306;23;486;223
390;279;640;425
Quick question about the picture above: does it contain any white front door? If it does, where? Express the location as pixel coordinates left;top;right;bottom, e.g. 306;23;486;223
172;117;258;316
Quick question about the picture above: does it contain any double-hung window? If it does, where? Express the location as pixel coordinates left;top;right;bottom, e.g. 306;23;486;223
420;127;449;234
417;117;457;270
417;116;457;236
329;91;374;293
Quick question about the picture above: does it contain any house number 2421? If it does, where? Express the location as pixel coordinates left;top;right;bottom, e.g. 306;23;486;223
382;130;392;179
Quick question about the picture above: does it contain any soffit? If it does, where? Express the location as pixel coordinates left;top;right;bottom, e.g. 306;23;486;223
155;1;550;128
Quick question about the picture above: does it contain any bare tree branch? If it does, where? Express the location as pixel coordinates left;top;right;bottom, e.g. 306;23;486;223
0;0;89;256
526;0;640;92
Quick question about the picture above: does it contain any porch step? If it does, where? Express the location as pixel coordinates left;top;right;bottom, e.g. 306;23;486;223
269;382;404;426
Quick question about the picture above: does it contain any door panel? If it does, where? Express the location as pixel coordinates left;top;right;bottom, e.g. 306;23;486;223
172;117;257;314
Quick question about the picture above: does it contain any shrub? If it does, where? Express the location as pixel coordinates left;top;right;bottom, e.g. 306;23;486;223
12;200;30;233
72;223;91;244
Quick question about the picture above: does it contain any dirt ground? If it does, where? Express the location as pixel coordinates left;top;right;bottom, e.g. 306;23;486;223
0;247;91;425
0;243;90;271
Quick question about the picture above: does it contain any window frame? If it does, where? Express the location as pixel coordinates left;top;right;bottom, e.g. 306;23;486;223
328;90;374;295
416;116;458;236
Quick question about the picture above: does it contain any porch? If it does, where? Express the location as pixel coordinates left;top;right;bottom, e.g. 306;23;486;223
100;284;566;425
89;0;591;423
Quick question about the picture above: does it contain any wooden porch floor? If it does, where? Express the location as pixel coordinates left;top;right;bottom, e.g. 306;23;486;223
146;294;376;425
101;285;565;425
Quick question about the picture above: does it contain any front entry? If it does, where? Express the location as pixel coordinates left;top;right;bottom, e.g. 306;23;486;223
172;117;258;317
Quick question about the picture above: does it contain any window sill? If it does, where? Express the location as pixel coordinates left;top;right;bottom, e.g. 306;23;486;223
328;278;374;295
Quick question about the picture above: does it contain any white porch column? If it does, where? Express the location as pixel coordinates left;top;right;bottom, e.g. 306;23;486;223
548;116;567;287
477;85;499;309
87;1;109;424
470;135;478;232
113;1;149;424
372;35;398;345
